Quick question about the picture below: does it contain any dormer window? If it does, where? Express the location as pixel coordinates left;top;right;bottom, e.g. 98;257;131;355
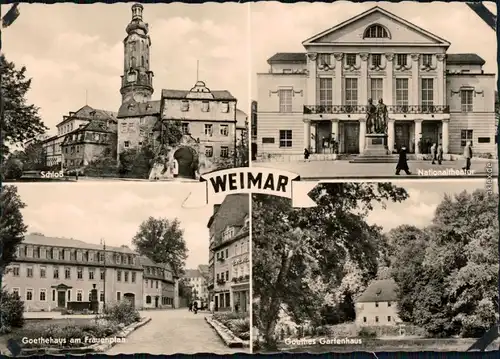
221;102;229;113
202;101;210;112
364;24;389;39
181;100;189;112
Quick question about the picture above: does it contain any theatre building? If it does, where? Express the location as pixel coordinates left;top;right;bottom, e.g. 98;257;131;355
207;194;250;313
3;234;178;311
255;6;496;159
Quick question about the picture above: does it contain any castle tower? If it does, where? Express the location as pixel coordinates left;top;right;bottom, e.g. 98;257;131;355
120;3;154;104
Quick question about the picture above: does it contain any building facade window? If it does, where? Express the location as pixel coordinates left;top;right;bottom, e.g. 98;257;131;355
146;295;152;304
421;78;434;110
202;101;210;112
204;124;213;136
13;265;20;276
117;292;121;301
461;90;474;112
100;269;105;280
132;272;136;283
278;89;293;113
89;269;95;280
40;266;46;278
77;290;83;302
181;123;189;134
318;53;331;65
124;271;129;282
26;289;33;301
370;78;383;102
364;24;389;38
220;124;229;136
124;141;130;148
77;267;83;279
220;146;229;158
396;54;407;67
40;289;47;301
395;78;409;106
117;271;122;282
371;54;382;67
345;54;356;66
344;78;358;106
422;54;432;67
221;102;229;113
181;100;189;112
461;129;473;147
205;146;213;157
54;268;59;279
27;266;33;278
65;267;71;279
319;78;333;106
100;291;105;302
279;130;292;148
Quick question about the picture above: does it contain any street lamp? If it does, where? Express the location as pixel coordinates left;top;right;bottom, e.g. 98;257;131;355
100;239;107;312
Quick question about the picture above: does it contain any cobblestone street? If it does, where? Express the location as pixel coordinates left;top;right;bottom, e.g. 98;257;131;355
256;159;498;180
106;309;246;355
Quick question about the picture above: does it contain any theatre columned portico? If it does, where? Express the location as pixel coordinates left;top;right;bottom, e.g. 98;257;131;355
256;6;496;159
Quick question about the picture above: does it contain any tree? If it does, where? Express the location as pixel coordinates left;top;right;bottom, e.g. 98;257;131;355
21;140;47;171
390;189;498;337
0;156;23;180
0;185;28;272
118;144;155;179
252;182;409;349
1;55;47;159
178;278;193;304
132;217;188;276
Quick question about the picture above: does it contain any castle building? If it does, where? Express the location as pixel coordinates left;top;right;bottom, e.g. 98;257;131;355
39;105;117;169
3;233;178;311
255;6;496;159
355;279;401;326
207;194;250;312
116;4;241;179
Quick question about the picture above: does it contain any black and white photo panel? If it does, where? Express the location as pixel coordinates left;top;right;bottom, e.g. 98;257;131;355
2;2;250;184
252;179;498;353
250;1;497;180
0;183;250;355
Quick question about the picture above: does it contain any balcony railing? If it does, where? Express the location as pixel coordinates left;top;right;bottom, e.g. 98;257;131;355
304;105;450;115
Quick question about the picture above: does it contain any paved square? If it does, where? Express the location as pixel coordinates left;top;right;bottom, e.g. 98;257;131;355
106;309;247;355
255;159;498;180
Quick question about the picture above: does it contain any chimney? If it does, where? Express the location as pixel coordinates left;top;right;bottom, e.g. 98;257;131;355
213;204;221;215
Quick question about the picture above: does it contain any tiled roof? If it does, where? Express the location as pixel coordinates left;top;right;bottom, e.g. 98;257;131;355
23;233;134;253
447;53;485;66
267;52;307;64
117;100;161;118
357;279;398;303
208;194;249;240
161;89;236;101
139;255;173;271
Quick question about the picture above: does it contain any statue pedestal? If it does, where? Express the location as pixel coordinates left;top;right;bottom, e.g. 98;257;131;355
364;133;388;156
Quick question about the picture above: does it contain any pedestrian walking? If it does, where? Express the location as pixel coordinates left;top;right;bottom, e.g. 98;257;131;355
462;141;473;171
395;146;411;175
193;301;198;314
209;300;215;314
430;143;437;164
437;143;443;165
303;148;310;162
172;158;179;178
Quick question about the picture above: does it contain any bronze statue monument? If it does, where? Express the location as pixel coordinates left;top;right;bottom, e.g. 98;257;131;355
366;98;377;134
366;98;388;134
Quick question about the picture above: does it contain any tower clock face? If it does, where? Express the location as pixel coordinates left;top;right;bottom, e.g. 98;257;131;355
133;93;144;103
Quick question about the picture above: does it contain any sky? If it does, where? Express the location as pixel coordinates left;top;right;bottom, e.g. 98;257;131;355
4;3;250;136
251;1;498;99
12;182;223;269
366;179;498;231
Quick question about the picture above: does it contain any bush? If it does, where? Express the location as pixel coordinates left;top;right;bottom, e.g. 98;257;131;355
358;327;377;338
104;300;141;326
0;290;25;328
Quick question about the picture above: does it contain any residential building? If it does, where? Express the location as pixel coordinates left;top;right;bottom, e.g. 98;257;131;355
207;194;250;312
3;233;178;311
116;4;242;179
183;266;209;302
256;6;496;159
355;279;401;326
37;105;118;169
